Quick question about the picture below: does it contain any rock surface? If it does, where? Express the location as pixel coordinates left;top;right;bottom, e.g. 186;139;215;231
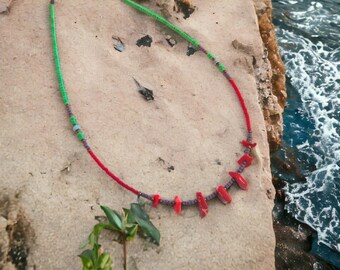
253;0;286;151
0;0;275;269
0;0;13;14
0;191;33;270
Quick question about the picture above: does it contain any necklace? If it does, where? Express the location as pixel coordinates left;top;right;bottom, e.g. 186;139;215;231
49;0;257;218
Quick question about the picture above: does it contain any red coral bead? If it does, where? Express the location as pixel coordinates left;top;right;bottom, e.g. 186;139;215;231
241;140;257;148
196;192;208;218
174;196;182;214
229;172;249;190
152;194;160;208
237;154;253;167
216;186;232;204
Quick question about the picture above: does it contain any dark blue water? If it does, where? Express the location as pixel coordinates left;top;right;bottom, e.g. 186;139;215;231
272;0;340;267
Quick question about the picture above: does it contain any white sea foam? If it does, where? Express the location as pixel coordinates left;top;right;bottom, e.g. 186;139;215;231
275;4;340;251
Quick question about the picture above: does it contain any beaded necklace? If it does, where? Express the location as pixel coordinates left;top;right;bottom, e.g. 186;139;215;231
49;0;257;218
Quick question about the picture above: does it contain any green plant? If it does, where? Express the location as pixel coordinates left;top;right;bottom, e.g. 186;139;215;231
79;242;112;270
79;203;160;270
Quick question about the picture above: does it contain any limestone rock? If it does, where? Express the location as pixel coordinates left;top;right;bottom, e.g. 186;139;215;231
0;0;13;14
253;0;286;151
0;0;275;269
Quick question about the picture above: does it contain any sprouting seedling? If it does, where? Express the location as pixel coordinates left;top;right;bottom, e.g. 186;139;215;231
79;203;160;270
79;241;112;270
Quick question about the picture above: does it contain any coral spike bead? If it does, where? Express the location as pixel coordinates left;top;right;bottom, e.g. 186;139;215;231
241;140;257;148
237;154;253;167
196;192;208;218
174;196;182;214
152;194;160;208
216;186;232;204
229;172;249;190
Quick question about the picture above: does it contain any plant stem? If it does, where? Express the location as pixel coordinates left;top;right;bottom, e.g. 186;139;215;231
123;238;127;270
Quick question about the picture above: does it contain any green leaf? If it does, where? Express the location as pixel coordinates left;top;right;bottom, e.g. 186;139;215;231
125;224;139;241
79;250;95;270
123;208;137;224
130;203;149;221
136;217;160;245
79;239;89;250
130;203;160;245
92;243;100;265
98;252;112;270
137;196;147;206
100;205;123;231
87;223;113;249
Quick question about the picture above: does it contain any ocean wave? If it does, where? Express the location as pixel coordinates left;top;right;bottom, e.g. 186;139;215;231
273;0;340;252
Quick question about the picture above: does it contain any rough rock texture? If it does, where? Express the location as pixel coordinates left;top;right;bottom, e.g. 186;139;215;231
0;191;34;270
273;196;337;270
253;0;286;151
0;0;13;14
0;0;275;269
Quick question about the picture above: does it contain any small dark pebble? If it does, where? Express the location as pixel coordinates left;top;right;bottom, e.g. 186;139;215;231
133;78;154;101
114;43;125;52
165;35;177;47
187;45;197;56
139;88;154;101
112;36;125;52
136;35;153;47
95;215;106;222
167;165;175;172
174;0;195;19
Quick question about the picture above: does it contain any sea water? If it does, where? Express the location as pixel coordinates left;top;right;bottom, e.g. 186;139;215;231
272;0;340;266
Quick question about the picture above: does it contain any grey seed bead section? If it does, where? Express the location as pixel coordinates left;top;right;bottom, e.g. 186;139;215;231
182;199;197;206
205;191;217;201
160;198;175;206
237;161;247;173
139;192;152;201
247;132;253;141
66;104;72;117
244;147;251;154
198;45;208;54
225;179;235;189
223;70;231;80
82;140;91;150
182;201;189;206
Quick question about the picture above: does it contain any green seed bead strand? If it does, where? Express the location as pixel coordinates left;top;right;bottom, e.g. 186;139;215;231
70;115;77;125
51;3;84;143
77;132;85;141
50;4;69;105
123;0;200;47
207;52;214;59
